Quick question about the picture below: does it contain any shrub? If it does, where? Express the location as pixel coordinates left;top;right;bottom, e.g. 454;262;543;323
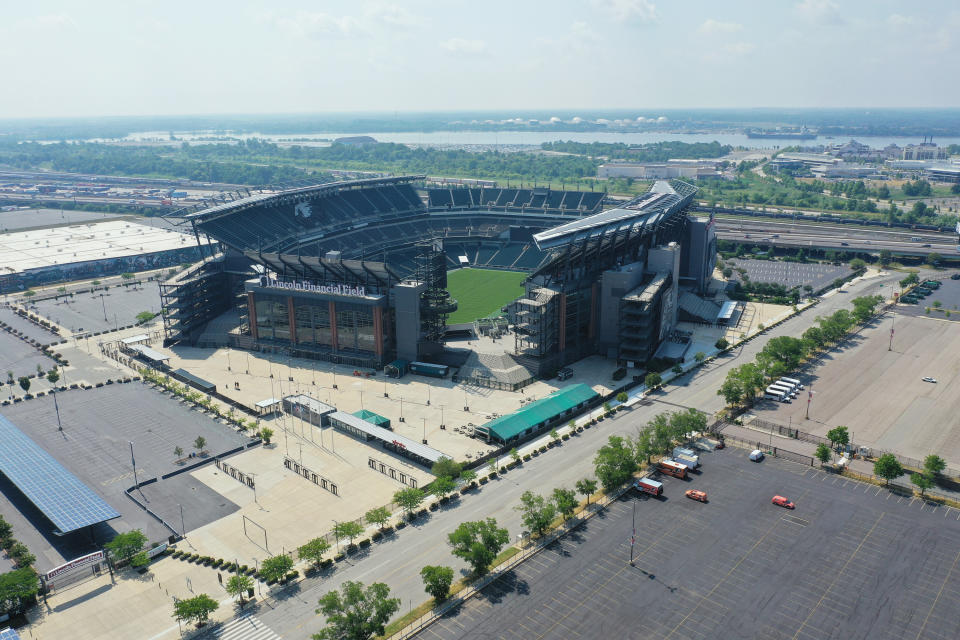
523;454;532;461
359;539;371;548
396;521;407;530
371;531;383;542
539;446;547;453
562;434;570;440
346;543;358;555
479;477;488;485
382;525;394;534
334;553;346;562
429;502;439;511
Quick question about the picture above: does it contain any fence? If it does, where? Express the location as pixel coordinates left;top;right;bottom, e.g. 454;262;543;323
720;433;814;466
746;417;832;447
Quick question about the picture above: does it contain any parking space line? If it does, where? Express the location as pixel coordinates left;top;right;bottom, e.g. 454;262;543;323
913;549;960;640
790;512;885;640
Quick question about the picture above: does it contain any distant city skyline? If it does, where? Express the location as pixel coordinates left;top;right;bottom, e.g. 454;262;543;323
1;0;958;119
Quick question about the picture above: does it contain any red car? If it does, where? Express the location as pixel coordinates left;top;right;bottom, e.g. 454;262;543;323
685;489;708;502
714;440;725;450
772;495;795;509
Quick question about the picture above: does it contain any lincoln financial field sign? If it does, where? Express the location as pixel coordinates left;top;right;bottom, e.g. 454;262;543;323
260;276;369;298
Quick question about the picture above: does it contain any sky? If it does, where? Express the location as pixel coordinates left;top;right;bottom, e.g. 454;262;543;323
1;0;958;118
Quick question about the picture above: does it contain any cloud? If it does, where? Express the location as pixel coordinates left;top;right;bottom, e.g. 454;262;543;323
439;38;487;55
698;19;743;35
365;3;423;28
886;14;916;27
794;0;844;26
274;12;366;39
16;13;74;30
723;42;756;56
702;41;756;63
593;0;658;24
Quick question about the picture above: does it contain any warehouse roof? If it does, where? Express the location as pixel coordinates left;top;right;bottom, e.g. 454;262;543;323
481;384;598;443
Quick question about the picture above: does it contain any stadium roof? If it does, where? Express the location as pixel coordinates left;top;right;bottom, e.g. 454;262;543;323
0;414;121;534
245;252;402;288
177;175;426;223
480;384;598;443
532;180;697;251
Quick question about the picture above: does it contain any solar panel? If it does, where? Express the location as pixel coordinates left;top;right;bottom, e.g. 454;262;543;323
0;628;21;640
0;414;121;534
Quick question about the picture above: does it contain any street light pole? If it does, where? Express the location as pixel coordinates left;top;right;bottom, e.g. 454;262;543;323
100;294;107;322
331;520;339;553
129;441;139;490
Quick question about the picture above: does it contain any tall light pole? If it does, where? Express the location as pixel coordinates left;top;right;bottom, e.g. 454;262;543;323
100;293;107;322
888;313;895;351
422;418;427;444
178;503;186;538
331;520;340;553
129;441;139;490
629;500;636;566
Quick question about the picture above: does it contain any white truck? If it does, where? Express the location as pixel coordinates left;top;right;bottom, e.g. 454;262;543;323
675;453;700;470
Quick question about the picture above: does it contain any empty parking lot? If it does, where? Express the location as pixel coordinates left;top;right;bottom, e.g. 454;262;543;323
726;258;852;291
417;447;960;640
29;282;162;333
0;383;252;570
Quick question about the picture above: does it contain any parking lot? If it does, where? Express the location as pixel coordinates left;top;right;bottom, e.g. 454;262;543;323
0;306;61;343
751;310;960;466
417;447;960;640
0;331;55;382
895;273;960;323
29;281;162;333
725;258;852;291
0;384;251;571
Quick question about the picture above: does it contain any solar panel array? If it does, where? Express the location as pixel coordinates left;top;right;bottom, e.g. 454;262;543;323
0;414;121;534
0;628;21;640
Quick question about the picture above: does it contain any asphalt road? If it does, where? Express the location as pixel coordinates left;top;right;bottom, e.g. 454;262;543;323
714;217;959;255
234;268;911;639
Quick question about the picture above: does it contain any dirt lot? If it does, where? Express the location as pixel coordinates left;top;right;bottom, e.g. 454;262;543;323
750;311;960;466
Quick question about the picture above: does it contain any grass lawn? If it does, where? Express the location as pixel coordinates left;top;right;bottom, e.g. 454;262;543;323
445;268;526;324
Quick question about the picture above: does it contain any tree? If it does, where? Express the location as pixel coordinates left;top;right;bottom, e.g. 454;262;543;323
0;567;39;616
911;472;933;497
550;428;561;444
715;337;729;350
849;258;866;272
515;491;556;536
879;249;892;266
430;475;456;500
873;453;904;486
193;436;206;454
136;311;155;324
552;487;578;521
393;487;425;518
815;443;831;465
616;391;628;403
18;377;30;394
259;554;294;583
669;408;707;442
447;518;509;576
333;521;364;547
487;458;498;476
365;506;391;530
593;436;637;492
825;426;850;452
926;252;942;267
226;574;253;606
460;469;477;485
923;454;946;480
105;529;148;563
129;551;150;569
575;478;597;506
509;448;520;464
298;537;332;567
671;363;683;374
314;581;400;640
46;369;60;385
694;352;706;363
174;445;184;461
259;427;274;444
420;565;454;602
173;593;219;628
121;272;135;280
430;457;462;479
644;372;662;390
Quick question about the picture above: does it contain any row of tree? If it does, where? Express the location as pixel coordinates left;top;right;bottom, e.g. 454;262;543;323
718;295;884;407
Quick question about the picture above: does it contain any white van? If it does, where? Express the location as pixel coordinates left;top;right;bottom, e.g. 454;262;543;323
749;449;765;462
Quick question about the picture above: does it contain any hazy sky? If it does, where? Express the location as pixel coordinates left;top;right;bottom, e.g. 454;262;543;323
2;0;958;118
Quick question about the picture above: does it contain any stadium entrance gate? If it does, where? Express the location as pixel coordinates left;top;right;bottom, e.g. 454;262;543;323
41;550;108;595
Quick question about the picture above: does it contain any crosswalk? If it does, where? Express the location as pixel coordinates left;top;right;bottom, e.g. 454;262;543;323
209;614;282;640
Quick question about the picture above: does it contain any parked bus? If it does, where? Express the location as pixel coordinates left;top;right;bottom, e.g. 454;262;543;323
764;388;790;402
635;478;663;496
657;459;689;479
768;383;797;398
779;377;804;389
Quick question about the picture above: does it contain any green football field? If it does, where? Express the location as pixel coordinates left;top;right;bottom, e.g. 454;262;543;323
445;268;527;324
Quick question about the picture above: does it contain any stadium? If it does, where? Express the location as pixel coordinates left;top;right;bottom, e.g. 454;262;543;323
162;175;716;386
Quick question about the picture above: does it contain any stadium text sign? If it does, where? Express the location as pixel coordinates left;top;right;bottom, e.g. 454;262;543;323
45;550;105;581
261;277;367;298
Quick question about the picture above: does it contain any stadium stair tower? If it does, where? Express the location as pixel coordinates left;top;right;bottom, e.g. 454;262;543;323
415;241;457;357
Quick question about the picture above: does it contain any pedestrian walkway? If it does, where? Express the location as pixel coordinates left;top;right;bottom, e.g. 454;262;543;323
208;614;280;640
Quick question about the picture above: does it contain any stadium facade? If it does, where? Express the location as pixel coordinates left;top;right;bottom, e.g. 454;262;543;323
162;175;714;376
